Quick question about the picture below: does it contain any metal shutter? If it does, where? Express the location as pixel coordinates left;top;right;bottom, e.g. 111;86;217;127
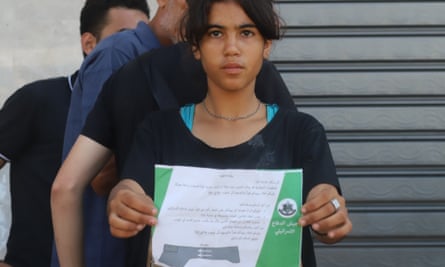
271;1;445;266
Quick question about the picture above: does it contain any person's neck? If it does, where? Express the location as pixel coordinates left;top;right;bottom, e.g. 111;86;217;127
193;91;267;148
148;20;175;46
203;91;261;121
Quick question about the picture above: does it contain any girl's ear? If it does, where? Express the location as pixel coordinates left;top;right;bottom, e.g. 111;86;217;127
193;46;201;60
263;40;272;59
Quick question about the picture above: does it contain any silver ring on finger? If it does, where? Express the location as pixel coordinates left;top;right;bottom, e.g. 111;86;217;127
330;198;341;213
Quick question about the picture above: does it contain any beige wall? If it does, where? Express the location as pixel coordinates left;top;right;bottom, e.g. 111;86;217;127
0;0;158;259
0;0;158;104
0;0;84;105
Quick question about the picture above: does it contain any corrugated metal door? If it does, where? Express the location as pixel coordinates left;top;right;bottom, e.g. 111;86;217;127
271;1;445;266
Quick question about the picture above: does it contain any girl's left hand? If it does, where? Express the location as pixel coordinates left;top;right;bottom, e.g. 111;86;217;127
298;183;353;244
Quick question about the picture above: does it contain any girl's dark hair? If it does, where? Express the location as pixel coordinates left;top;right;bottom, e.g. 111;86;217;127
181;0;283;48
80;0;150;38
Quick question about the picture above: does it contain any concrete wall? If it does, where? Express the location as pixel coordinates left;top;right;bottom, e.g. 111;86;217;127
0;0;158;259
0;0;83;104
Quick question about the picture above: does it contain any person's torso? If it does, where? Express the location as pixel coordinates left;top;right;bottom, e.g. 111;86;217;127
4;76;72;267
135;108;321;267
151;108;317;172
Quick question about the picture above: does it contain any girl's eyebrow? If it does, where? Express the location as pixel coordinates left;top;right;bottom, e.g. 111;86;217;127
206;23;257;29
206;24;223;30
239;23;257;29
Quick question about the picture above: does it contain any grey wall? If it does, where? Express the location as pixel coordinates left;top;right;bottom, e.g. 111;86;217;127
273;0;445;266
0;0;84;104
0;0;158;103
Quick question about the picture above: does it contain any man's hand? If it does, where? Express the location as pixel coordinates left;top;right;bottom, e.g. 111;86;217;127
298;183;352;244
107;179;158;238
0;262;12;267
91;155;118;196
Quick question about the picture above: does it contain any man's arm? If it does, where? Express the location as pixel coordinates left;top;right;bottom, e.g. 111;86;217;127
90;154;118;196
51;135;112;267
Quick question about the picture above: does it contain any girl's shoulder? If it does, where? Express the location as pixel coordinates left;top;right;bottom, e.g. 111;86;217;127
277;107;323;128
269;108;328;139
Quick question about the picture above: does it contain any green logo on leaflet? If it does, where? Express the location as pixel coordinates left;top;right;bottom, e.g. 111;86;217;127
277;198;297;218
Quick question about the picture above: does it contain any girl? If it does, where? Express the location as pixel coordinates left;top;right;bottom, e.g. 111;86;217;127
108;0;352;266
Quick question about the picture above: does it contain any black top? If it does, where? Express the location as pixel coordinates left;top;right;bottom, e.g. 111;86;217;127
82;42;295;173
122;108;339;267
0;74;74;267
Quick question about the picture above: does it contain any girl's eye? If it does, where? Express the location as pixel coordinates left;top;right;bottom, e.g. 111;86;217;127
241;30;254;37
209;30;222;38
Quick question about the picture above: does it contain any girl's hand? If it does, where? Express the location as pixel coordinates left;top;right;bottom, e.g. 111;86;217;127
107;179;158;238
298;183;352;244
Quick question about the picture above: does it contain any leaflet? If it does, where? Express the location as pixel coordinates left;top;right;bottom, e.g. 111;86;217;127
152;165;302;267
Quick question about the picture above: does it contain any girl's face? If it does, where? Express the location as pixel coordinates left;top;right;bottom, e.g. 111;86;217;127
194;1;272;93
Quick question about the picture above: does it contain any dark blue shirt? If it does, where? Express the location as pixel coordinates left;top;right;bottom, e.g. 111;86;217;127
62;22;161;157
53;22;161;267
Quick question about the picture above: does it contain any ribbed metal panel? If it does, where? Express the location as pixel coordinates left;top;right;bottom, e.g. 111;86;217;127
272;1;445;266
